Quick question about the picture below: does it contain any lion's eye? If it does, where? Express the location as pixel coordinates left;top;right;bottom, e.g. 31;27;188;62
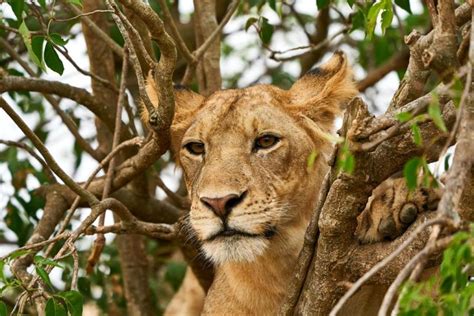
254;134;280;150
184;142;205;155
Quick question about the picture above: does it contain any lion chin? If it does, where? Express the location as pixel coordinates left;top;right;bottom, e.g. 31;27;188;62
202;236;269;264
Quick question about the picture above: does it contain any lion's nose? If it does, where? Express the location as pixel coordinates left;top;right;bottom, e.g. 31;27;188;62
200;192;247;221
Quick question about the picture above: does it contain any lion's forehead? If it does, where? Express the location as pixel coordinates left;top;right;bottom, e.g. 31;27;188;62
184;89;295;142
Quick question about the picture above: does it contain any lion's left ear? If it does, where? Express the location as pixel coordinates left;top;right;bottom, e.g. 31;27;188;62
288;51;357;130
145;74;204;156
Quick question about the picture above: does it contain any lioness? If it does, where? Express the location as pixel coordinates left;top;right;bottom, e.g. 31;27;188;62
147;53;430;315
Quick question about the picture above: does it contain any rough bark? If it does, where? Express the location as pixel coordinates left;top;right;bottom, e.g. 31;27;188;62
193;0;222;95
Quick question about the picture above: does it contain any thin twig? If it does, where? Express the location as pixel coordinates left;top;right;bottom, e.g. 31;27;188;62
155;175;190;209
62;1;124;58
268;27;349;62
123;98;139;136
53;44;118;91
113;7;155;68
0;233;71;261
87;47;130;273
51;137;144;242
0;97;99;206
390;225;441;316
194;0;239;61
53;9;113;22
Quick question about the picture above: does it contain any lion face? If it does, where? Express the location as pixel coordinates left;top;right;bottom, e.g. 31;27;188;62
156;52;356;264
179;89;320;264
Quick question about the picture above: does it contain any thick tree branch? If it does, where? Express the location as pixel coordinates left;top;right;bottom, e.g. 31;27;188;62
0;76;129;138
290;92;457;314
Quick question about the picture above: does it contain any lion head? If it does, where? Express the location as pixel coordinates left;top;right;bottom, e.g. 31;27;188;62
148;52;356;265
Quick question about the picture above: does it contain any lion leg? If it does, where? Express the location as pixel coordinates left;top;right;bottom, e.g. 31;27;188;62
356;178;441;244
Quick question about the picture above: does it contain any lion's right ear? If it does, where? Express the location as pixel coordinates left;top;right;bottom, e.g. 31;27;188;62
288;52;357;131
145;75;204;156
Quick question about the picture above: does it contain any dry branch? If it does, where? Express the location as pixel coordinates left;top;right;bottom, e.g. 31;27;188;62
0;76;132;139
389;3;472;111
118;0;177;135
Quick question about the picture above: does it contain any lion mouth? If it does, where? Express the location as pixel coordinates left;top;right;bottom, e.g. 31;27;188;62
206;227;276;242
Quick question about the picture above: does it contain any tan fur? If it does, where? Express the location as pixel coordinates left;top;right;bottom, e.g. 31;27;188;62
149;53;359;315
356;177;441;244
164;268;205;316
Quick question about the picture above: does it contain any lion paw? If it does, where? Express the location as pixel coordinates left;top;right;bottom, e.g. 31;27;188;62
355;178;440;244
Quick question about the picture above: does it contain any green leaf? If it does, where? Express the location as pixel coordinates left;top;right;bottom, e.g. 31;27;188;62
67;0;82;6
411;123;422;146
8;249;31;260
36;266;54;289
259;17;274;45
337;143;355;174
444;153;452;172
0;301;7;316
77;277;91;297
7;0;24;21
344;154;355;174
380;6;394;35
58;291;83;316
403;157;421;191
45;298;55;316
164;261;187;291
316;0;330;10
34;256;64;269
245;17;258;32
428;103;447;132
396;111;413;123
32;36;45;66
307;150;319;170
38;0;47;9
0;260;5;281
347;0;355;7
44;43;64;75
19;21;45;70
45;298;67;316
268;0;276;12
366;2;383;39
49;34;69;46
395;0;411;14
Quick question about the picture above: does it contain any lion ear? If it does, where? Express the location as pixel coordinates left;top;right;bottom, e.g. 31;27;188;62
288;51;357;131
145;75;204;155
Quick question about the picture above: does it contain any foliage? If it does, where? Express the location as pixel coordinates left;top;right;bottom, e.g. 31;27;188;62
398;225;474;315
